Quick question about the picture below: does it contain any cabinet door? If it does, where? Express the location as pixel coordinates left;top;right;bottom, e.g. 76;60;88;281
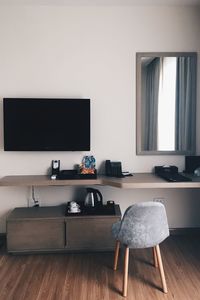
7;219;65;252
65;217;118;251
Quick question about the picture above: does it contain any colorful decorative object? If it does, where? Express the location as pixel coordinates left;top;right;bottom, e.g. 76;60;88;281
79;155;96;174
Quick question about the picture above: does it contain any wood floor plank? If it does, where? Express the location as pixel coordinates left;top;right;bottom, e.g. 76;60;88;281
0;236;200;300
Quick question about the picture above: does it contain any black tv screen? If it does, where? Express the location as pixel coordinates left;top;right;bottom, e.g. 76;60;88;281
3;98;90;151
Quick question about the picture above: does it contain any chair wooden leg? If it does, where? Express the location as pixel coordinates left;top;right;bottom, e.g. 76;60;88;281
155;244;168;294
113;240;120;271
123;246;129;297
152;246;158;268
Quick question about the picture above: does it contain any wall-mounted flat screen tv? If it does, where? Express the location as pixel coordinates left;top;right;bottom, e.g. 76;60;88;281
3;98;90;151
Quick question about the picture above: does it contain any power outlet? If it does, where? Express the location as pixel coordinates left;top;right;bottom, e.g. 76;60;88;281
153;197;165;204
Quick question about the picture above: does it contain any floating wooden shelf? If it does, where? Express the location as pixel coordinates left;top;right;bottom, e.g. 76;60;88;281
1;174;200;189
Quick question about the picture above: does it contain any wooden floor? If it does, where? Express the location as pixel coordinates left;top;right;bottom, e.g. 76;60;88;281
0;236;200;300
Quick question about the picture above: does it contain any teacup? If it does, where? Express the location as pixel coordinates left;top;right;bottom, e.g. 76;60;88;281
69;201;80;212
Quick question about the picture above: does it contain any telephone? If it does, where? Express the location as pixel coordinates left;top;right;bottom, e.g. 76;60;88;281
105;160;124;178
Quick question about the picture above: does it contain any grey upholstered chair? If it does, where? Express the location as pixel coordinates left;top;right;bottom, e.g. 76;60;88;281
112;201;169;297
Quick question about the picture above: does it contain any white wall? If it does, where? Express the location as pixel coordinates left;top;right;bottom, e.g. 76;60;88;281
0;5;199;232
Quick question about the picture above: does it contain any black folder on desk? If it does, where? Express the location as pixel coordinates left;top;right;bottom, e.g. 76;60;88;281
155;166;192;182
158;172;192;182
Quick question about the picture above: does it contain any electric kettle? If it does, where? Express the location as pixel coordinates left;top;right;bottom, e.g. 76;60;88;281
84;188;103;208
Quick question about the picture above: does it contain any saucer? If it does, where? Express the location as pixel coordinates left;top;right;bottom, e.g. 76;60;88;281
68;209;81;213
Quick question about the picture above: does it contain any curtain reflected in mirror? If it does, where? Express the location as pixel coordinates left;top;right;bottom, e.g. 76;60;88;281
137;52;197;155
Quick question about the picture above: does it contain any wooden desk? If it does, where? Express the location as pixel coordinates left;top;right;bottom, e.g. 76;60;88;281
1;173;200;189
0;175;103;187
102;173;200;189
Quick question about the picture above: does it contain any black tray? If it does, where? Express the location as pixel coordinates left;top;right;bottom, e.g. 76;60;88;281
65;203;115;216
58;169;97;180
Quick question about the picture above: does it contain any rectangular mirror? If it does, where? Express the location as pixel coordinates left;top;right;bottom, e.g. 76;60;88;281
136;52;197;155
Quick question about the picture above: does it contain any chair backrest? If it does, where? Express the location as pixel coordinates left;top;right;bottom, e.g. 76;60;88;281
117;202;169;248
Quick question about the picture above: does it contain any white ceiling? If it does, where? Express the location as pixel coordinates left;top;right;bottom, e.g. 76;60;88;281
0;0;199;5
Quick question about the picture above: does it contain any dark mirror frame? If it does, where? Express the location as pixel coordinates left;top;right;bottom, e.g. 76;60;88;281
136;52;197;155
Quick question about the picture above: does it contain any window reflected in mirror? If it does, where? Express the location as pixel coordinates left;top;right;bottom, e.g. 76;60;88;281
137;52;197;155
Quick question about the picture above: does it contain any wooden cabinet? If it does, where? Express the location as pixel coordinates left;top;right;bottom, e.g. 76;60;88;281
7;206;66;253
66;208;120;251
6;205;121;254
